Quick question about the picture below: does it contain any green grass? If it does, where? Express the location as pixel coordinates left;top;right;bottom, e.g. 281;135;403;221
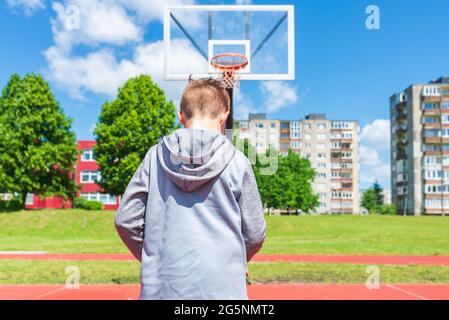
1;209;449;255
1;259;449;285
264;214;449;255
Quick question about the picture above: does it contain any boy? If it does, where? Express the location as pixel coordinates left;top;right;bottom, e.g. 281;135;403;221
115;79;266;300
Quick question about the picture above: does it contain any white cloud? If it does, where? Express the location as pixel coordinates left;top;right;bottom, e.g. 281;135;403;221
359;119;391;187
121;0;200;27
45;39;205;102
50;0;142;51
261;81;299;113
360;119;390;150
44;0;205;104
6;0;45;15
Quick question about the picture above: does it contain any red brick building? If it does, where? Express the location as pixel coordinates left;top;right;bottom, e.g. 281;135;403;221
25;141;121;210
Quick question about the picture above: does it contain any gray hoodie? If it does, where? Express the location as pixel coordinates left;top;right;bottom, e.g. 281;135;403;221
115;128;266;300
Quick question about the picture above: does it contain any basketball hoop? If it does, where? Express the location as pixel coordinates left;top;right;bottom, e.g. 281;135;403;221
210;53;248;89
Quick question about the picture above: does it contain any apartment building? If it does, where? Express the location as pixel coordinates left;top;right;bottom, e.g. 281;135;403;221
390;77;449;215
238;114;360;214
25;141;120;210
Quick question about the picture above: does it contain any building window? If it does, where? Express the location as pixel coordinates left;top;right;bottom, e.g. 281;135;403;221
318;163;326;169
81;171;101;183
422;116;438;124
291;132;300;139
270;122;276;128
305;134;312;140
239;121;249;128
80;192;116;205
290;121;300;129
256;123;264;128
317;143;326;150
332;122;352;129
25;193;34;205
317;134;326;140
318;153;326;159
81;149;95;162
317;123;327;130
442;115;449;124
290;141;301;149
422;103;438;110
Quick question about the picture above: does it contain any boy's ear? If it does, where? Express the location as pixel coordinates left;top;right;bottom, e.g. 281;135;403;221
177;111;187;127
220;111;230;126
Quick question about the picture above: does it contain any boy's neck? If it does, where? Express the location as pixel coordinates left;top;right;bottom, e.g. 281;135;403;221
185;117;223;134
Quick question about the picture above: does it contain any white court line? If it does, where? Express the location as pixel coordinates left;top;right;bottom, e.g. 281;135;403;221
385;285;429;300
33;286;69;300
0;251;48;254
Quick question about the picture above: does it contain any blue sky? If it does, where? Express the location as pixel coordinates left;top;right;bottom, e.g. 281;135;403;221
1;0;449;189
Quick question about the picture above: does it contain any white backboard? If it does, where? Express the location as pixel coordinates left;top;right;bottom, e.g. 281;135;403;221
164;5;295;81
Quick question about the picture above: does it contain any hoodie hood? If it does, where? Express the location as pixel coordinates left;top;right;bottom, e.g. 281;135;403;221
157;128;236;192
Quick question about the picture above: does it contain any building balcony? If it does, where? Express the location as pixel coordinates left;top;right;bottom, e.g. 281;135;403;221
395;111;407;121
423;150;449;156
424;194;449;199
394;125;407;133
422;123;443;129
331;187;353;192
331;178;353;183
423;137;449;144
422;109;442;116
423;208;449;215
422;96;442;103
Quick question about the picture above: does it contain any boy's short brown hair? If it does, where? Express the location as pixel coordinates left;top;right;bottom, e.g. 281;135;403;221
180;78;230;120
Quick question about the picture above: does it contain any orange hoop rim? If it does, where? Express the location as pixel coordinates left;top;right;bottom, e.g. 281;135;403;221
210;53;249;72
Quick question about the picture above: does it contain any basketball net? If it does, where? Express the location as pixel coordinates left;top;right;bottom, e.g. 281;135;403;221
210;53;248;89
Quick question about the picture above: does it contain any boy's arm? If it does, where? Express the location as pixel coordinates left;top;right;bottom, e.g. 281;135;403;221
114;151;151;261
238;160;267;262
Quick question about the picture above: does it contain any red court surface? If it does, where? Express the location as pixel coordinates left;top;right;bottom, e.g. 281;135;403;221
2;253;449;265
1;284;448;300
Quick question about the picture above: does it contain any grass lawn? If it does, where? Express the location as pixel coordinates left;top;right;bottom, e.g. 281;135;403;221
1;259;449;285
1;209;449;255
1;209;449;285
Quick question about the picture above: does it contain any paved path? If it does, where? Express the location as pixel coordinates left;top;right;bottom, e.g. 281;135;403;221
2;253;449;265
1;284;448;300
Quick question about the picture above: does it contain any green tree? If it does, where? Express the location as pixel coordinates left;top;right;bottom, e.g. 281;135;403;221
378;203;397;215
361;188;378;213
237;139;319;213
373;181;384;205
362;181;385;213
0;73;78;207
94;75;178;195
273;150;319;213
